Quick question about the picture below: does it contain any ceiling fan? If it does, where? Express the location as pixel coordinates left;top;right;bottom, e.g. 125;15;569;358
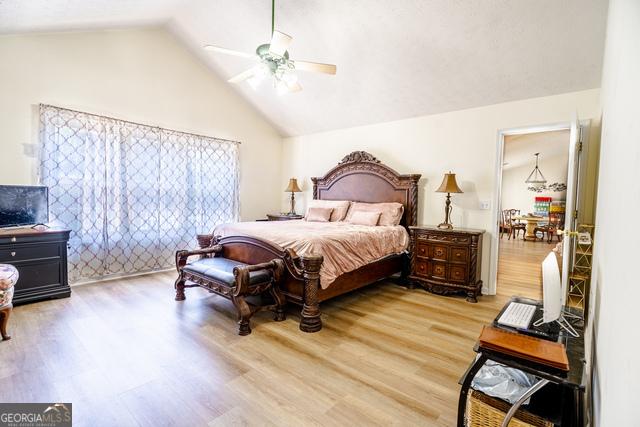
203;0;337;94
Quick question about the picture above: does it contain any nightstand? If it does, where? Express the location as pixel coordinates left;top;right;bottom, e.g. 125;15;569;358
408;225;485;302
266;213;304;221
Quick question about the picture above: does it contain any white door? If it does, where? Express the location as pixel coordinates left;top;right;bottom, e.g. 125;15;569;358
561;114;582;305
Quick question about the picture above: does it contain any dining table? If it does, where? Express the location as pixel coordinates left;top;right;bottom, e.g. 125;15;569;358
514;215;548;240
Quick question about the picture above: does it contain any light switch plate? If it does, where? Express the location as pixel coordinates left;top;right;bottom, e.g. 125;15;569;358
479;200;491;210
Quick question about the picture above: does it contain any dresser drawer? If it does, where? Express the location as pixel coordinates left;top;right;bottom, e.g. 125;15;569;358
430;262;447;280
449;265;467;283
426;234;471;245
0;243;61;263
414;259;430;277
450;246;469;263
13;260;63;291
429;245;448;261
415;243;429;259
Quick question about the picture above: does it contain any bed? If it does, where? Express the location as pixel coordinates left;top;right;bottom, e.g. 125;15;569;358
197;151;421;332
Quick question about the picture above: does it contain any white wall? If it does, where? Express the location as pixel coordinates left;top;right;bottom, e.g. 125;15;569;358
501;153;568;215
282;89;601;292
589;0;640;424
0;28;283;221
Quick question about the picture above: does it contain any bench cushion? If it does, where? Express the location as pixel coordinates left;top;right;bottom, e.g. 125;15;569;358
183;257;271;286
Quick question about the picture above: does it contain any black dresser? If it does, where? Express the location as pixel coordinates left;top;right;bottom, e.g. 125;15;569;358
0;228;71;305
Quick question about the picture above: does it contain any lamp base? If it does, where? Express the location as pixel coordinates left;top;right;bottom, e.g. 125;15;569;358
437;222;454;230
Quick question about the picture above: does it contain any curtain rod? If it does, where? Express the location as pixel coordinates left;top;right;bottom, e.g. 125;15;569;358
39;103;242;145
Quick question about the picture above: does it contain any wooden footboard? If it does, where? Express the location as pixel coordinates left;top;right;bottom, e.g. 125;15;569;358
197;235;407;333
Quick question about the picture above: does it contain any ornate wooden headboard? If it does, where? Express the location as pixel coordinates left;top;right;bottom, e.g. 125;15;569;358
311;151;421;227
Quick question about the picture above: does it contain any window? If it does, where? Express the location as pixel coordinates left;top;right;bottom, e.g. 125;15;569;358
39;104;239;282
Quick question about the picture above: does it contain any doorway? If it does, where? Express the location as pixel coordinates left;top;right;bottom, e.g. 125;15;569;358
498;129;570;298
489;121;587;298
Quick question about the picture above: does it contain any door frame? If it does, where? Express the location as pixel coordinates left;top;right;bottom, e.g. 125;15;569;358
487;120;590;296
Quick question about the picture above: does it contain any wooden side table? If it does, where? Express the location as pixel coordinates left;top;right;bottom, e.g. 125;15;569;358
408;225;485;302
266;214;304;221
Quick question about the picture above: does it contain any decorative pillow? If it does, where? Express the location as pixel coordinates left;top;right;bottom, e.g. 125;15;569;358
346;202;404;226
305;200;351;222
348;210;381;226
306;207;333;222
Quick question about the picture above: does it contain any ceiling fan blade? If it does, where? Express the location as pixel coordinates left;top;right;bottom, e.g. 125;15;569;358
228;67;258;83
269;30;293;56
293;61;337;75
204;45;256;59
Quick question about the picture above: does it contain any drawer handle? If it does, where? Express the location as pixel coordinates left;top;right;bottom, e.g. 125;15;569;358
11;252;16;257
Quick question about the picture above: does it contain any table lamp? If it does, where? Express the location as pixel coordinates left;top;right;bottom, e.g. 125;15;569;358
285;178;302;215
436;172;463;229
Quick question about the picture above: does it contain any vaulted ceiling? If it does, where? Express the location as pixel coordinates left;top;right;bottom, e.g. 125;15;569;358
0;0;608;136
504;130;570;171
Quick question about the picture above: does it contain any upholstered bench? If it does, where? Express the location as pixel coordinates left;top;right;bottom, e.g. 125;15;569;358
0;264;18;341
174;243;286;335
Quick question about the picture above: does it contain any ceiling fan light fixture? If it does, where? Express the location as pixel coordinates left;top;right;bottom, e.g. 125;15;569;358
204;0;336;94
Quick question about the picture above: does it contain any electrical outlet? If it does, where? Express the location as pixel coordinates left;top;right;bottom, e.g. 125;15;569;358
479;200;491;210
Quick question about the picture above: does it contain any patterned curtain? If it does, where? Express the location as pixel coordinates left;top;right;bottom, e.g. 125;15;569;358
38;105;240;283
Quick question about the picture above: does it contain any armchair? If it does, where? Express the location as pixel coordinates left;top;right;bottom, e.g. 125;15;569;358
0;264;18;341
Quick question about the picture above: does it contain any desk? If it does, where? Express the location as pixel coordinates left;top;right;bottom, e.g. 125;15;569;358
515;216;548;240
458;297;586;427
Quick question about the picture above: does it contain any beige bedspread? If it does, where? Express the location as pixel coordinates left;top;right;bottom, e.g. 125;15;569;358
214;220;409;289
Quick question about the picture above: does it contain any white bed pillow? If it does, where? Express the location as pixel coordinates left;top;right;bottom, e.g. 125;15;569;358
305;200;351;222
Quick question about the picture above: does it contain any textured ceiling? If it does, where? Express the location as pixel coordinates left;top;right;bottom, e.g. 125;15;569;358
504;130;569;171
0;0;608;136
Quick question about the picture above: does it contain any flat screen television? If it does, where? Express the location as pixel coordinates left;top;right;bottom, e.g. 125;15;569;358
0;185;49;228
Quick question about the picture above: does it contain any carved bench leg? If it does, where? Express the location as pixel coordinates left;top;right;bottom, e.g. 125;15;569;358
232;295;252;336
269;285;286;322
299;254;323;333
174;275;186;301
0;306;11;341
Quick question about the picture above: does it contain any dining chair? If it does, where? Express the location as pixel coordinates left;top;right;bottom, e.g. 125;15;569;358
535;212;565;243
502;209;525;240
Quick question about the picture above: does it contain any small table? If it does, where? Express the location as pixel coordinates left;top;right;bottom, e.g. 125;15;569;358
266;213;304;221
515;215;549;240
458;297;586;427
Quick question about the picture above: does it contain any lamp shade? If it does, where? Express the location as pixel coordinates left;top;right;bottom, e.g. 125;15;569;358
284;178;302;193
435;172;463;194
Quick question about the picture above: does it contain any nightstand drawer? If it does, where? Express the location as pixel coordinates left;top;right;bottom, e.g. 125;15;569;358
450;246;469;263
425;234;471;245
430;262;447;280
415;243;429;258
429;245;448;261
414;259;430;277
449;265;467;283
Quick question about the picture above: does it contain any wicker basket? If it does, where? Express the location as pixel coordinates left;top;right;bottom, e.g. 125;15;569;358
466;390;553;427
